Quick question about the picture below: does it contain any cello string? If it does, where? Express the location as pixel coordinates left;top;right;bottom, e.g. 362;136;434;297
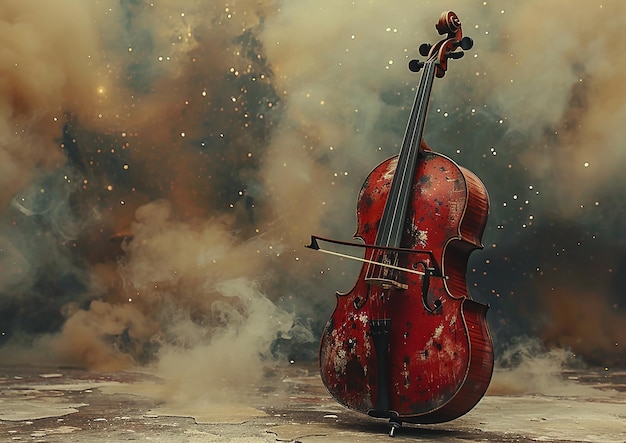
363;51;436;318
372;84;419;276
363;57;436;318
371;58;436;317
381;58;436;250
372;57;435;254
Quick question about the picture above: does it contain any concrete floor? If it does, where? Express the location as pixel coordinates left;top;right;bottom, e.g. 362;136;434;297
0;363;624;442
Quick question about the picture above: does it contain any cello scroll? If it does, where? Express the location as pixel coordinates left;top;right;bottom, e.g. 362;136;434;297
409;10;474;77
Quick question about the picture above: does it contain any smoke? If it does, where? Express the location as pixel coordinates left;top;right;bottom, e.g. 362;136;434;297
1;0;625;404
475;1;626;215
488;337;604;397
0;0;98;205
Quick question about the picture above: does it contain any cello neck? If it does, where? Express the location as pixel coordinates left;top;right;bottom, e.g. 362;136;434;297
374;59;437;249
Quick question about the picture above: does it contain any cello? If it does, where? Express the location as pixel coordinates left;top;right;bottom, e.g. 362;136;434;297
307;11;493;435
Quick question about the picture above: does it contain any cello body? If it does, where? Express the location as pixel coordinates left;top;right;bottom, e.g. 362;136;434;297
311;11;494;430
319;149;493;423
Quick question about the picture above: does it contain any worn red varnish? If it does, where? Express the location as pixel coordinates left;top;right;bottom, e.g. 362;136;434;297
319;150;493;423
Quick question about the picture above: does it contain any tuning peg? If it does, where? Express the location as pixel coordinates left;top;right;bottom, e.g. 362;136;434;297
456;36;473;50
418;43;432;57
408;59;424;72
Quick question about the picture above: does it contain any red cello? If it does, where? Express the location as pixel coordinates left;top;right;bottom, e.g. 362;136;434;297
307;11;493;435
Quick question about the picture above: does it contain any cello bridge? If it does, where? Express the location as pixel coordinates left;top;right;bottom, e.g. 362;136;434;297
364;277;408;290
364;251;407;289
